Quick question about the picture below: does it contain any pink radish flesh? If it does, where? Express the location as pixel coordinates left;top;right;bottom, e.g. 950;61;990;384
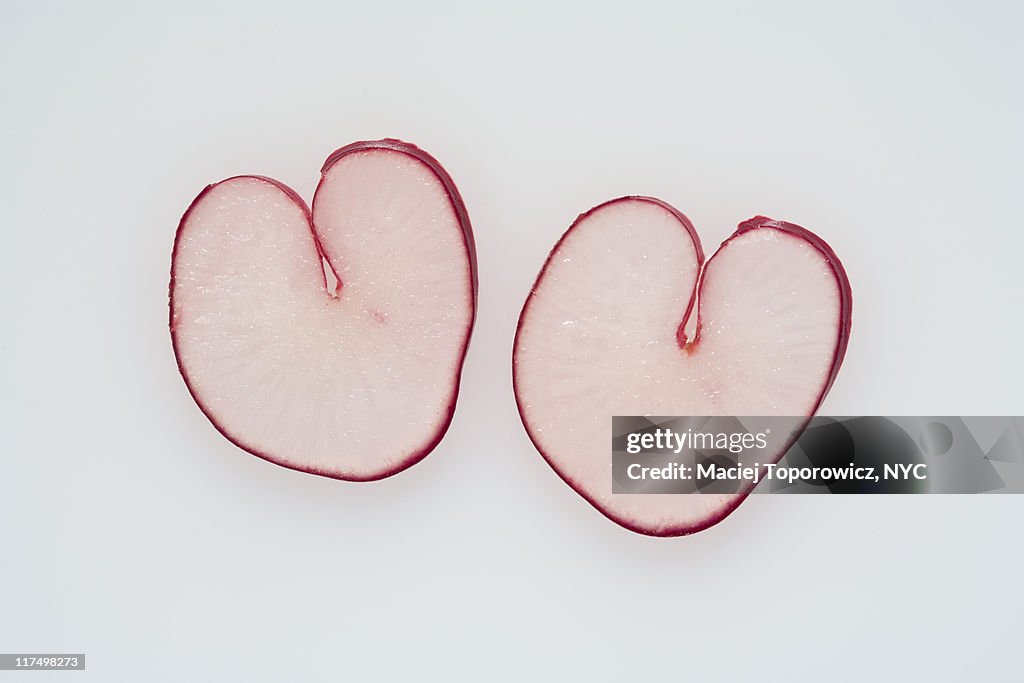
513;198;851;536
170;140;476;481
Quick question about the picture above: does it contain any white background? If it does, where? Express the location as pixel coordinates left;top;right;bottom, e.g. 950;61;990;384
2;1;1023;680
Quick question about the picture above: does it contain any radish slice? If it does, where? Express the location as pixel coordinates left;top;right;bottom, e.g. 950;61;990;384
513;198;852;535
171;140;476;481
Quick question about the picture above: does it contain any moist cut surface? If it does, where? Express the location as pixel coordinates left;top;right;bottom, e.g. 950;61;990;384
171;140;476;480
513;198;851;535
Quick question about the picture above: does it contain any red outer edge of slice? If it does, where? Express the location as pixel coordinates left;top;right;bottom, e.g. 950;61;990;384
319;138;478;299
512;203;853;537
170;139;477;482
514;195;706;345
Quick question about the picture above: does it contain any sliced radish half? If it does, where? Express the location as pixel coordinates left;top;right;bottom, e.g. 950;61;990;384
513;198;852;535
171;140;476;481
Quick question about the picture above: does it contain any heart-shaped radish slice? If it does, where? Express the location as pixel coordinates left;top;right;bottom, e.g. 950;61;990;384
171;140;476;480
513;197;851;535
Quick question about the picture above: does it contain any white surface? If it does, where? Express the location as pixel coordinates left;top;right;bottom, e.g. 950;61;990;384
2;1;1022;681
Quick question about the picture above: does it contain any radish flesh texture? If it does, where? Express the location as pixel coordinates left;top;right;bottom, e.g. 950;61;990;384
513;198;851;536
171;140;476;481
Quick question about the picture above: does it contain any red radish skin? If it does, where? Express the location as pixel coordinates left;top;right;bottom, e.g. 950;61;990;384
513;198;852;536
170;139;476;481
